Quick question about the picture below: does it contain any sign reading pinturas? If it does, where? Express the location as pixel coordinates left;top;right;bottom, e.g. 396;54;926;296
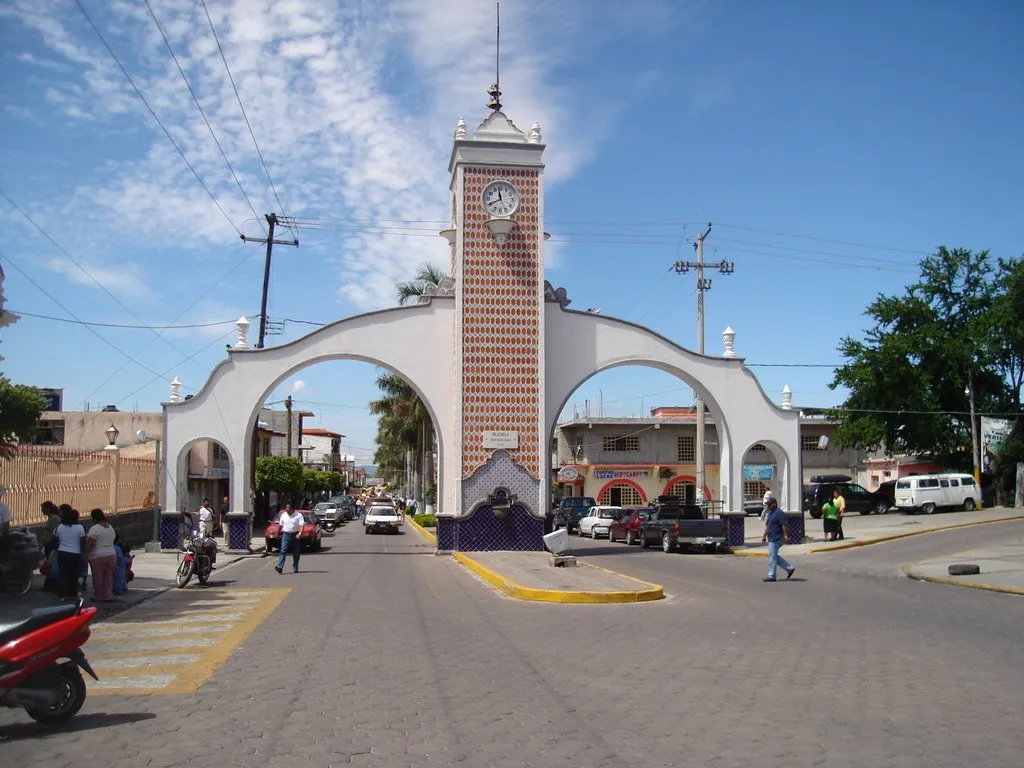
483;430;519;449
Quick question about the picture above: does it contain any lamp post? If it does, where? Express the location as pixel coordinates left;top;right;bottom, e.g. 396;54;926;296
137;429;162;549
104;424;120;517
966;375;983;509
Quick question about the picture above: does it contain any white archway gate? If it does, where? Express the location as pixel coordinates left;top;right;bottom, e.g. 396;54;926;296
161;97;801;553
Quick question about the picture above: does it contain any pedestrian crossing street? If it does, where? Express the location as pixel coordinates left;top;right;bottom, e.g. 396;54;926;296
86;588;290;696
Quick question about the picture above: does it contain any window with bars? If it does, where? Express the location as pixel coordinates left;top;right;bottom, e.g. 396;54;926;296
744;480;769;500
599;483;645;507
212;443;229;461
677;436;695;462
750;443;767;452
603;435;640;452
801;435;825;451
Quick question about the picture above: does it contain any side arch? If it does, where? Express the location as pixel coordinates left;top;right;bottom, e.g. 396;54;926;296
162;302;456;519
662;474;713;502
596;478;648;505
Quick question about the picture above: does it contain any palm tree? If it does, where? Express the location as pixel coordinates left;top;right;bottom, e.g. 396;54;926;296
367;262;448;506
395;261;448;305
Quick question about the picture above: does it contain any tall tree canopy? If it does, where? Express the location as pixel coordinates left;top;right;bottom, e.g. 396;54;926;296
830;247;1022;466
0;376;46;459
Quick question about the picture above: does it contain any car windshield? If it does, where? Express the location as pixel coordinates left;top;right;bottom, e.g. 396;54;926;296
314;503;335;511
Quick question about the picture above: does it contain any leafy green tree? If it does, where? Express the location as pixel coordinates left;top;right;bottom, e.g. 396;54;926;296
327;471;344;493
395;261;448;305
830;247;999;463
255;456;304;498
0;377;46;459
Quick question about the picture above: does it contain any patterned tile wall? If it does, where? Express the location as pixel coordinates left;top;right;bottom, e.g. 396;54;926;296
459;166;542;481
460;449;539;517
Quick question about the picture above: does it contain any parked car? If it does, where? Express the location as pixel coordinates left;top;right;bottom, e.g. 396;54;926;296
803;475;892;518
265;511;323;552
577;506;622;538
552;497;597;534
638;502;727;553
894;473;979;514
364;503;403;534
313;502;341;529
608;508;651;545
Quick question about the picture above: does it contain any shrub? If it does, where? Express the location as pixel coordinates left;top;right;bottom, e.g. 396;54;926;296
412;514;437;528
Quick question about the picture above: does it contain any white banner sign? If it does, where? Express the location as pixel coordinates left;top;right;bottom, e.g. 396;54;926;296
483;430;519;449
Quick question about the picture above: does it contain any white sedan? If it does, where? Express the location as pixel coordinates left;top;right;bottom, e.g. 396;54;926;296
577;506;623;538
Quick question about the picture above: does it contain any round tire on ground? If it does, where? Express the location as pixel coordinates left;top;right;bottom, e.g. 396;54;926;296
591;528;598;539
922;502;936;515
808;510;823;519
662;533;675;553
963;498;975;511
608;530;616;543
175;558;194;588
626;531;635;546
639;534;649;549
873;501;889;515
25;665;86;724
948;563;981;576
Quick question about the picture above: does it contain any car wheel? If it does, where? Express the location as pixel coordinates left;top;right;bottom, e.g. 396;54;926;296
808;510;823;519
704;543;717;554
639;533;650;549
873;500;889;515
625;530;635;546
608;529;616;543
963;498;975;511
591;527;598;540
922;502;936;515
662;533;675;553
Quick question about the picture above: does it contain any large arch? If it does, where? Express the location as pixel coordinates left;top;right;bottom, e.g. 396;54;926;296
544;306;802;512
162;300;456;520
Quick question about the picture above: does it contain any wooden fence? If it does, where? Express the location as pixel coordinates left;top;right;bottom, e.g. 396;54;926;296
0;446;156;526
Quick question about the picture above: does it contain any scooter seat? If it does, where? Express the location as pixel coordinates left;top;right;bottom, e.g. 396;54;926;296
0;602;81;647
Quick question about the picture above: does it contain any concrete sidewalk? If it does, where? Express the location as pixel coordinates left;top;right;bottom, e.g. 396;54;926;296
903;536;1024;596
0;547;261;621
405;517;663;603
734;506;1024;556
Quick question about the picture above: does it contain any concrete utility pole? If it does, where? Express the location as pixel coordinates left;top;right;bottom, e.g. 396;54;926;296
240;213;299;349
285;395;293;457
673;223;734;503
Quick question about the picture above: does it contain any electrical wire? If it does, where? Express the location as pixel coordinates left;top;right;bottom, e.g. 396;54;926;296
143;0;266;235
200;0;294;238
715;222;932;256
71;0;242;236
7;309;238;330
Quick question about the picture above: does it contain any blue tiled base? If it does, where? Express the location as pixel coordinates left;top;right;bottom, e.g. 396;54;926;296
226;514;250;551
437;516;456;551
438;504;544;552
724;515;746;547
785;513;805;545
159;515;182;550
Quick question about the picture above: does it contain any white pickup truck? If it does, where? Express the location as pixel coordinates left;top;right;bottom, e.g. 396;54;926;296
364;504;403;535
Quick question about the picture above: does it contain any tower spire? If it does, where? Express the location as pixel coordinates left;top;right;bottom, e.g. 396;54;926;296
487;2;502;112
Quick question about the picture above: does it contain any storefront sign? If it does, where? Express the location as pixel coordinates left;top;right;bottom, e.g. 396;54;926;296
743;464;774;481
981;417;1014;473
594;469;650;480
483;430;519;449
557;467;580;482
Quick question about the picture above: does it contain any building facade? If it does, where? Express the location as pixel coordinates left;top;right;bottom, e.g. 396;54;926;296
300;427;343;471
553;407;864;508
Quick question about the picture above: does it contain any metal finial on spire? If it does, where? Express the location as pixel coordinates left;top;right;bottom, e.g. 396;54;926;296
488;2;502;112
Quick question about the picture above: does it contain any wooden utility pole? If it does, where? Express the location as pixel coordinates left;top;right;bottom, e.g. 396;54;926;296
240;213;298;349
285;395;293;457
673;223;733;502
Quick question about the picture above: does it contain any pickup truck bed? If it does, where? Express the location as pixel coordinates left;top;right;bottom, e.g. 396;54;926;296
638;506;727;553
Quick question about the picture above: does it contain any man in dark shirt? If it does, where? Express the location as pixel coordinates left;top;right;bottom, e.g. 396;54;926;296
761;498;796;582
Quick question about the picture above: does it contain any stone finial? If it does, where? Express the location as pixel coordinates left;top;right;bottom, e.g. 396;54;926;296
528;121;542;143
722;326;736;358
781;385;793;410
170;376;182;403
454;118;467;140
235;316;250;349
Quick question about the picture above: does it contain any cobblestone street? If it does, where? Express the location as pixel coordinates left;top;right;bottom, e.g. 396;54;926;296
2;521;1023;767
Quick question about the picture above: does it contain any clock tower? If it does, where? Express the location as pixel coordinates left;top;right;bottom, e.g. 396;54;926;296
442;84;547;550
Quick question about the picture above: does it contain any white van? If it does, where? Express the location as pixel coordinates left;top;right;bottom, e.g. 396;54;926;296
893;474;979;514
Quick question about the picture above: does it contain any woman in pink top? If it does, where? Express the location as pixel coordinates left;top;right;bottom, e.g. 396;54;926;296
85;508;118;602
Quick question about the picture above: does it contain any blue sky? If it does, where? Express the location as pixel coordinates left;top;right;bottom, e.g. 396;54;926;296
1;0;1021;464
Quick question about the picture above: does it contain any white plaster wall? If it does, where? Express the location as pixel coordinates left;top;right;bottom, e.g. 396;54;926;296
163;301;456;517
544;308;802;512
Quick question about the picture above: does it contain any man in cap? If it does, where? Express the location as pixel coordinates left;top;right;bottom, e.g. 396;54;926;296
761;497;796;582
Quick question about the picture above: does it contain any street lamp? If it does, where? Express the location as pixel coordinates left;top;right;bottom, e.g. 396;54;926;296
104;424;120;517
105;424;119;446
137;429;162;549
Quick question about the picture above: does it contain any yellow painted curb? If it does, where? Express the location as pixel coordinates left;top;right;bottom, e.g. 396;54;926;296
805;515;1024;554
730;548;768;557
405;515;437;545
451;550;663;603
901;563;1024;596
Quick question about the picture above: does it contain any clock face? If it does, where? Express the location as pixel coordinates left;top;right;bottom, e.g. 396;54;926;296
482;180;520;217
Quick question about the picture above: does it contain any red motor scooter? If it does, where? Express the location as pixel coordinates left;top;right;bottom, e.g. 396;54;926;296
0;598;99;723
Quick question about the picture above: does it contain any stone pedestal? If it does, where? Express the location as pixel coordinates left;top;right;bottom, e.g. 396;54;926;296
159;510;185;550
436;516;456;552
784;513;805;546
225;512;252;553
723;513;746;548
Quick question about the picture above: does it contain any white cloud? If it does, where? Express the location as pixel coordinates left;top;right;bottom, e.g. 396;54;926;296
290;379;306;393
2;0;689;311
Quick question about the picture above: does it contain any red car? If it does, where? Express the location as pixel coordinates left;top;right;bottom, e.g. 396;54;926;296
264;511;323;553
608;508;651;545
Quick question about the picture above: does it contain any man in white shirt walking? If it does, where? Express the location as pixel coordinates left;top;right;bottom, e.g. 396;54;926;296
275;504;304;574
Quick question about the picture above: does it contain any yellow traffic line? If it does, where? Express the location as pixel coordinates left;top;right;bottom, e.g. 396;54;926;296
901;563;1024;596
89;588;290;696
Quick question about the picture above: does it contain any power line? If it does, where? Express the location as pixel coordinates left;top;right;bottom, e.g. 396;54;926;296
711;236;920;267
200;0;294;239
71;0;242;236
6;309;238;330
143;0;266;235
715;222;931;256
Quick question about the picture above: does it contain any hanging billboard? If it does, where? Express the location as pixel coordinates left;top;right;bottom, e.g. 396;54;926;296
981;417;1014;474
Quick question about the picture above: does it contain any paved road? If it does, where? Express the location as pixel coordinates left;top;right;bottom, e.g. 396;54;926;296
2;520;1023;767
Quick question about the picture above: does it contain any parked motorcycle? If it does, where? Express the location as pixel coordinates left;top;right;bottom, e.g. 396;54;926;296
175;530;216;588
0;597;99;723
0;528;43;596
